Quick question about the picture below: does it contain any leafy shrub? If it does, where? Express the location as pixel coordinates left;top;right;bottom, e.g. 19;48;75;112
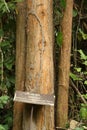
0;0;17;129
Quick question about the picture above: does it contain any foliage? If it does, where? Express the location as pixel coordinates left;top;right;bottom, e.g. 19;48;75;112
0;95;9;108
0;0;17;129
70;72;82;81
79;28;87;40
80;104;87;120
70;49;87;123
69;0;87;127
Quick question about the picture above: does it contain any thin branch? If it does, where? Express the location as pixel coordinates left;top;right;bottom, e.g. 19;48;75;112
70;79;87;104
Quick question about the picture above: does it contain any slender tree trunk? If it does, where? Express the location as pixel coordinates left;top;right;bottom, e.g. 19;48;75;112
13;1;26;130
23;0;54;130
56;0;73;128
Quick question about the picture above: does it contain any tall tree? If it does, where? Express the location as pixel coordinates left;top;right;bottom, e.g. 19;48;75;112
13;1;26;130
56;0;73;128
13;0;54;130
23;0;54;130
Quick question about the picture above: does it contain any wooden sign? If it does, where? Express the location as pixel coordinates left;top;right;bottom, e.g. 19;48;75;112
14;91;55;106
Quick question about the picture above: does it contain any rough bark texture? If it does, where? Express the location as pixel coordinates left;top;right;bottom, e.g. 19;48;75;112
13;1;26;130
23;0;54;130
56;0;73;128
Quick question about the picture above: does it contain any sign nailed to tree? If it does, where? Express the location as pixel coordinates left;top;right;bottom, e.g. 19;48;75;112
14;91;55;106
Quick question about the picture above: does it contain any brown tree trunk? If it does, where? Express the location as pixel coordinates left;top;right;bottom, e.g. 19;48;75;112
23;0;54;130
56;0;73;128
13;1;26;130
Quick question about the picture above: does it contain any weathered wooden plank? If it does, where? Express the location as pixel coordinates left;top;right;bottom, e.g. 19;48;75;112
14;91;55;106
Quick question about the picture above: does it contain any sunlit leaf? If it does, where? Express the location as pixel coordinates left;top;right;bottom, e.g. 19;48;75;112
78;50;87;60
0;125;6;130
79;28;87;40
2;125;9;130
80;106;87;120
84;80;87;85
83;61;87;66
82;94;87;99
74;67;81;72
70;72;82;81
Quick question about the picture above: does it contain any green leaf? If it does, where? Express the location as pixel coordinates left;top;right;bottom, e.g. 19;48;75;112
83;61;87;66
0;95;9;108
8;2;16;10
0;125;6;130
82;94;87;99
70;72;82;81
81;103;87;107
4;56;14;70
5;63;13;70
78;50;87;60
80;106;87;120
2;125;9;130
83;72;87;75
56;31;63;47
0;124;9;130
84;81;87;85
79;28;87;40
0;41;10;47
74;67;81;72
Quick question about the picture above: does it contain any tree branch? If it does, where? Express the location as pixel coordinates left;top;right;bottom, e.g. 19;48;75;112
70;79;87;104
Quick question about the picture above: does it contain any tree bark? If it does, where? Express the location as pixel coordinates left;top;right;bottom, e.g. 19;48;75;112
56;0;73;128
23;0;54;130
13;1;26;130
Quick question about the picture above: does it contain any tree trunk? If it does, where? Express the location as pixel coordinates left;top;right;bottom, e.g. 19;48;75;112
23;0;54;130
13;1;26;130
56;0;73;128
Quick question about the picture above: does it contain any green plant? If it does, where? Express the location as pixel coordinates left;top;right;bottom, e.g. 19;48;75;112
80;104;87;120
0;95;9;108
70;49;87;124
0;124;8;130
0;0;17;129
